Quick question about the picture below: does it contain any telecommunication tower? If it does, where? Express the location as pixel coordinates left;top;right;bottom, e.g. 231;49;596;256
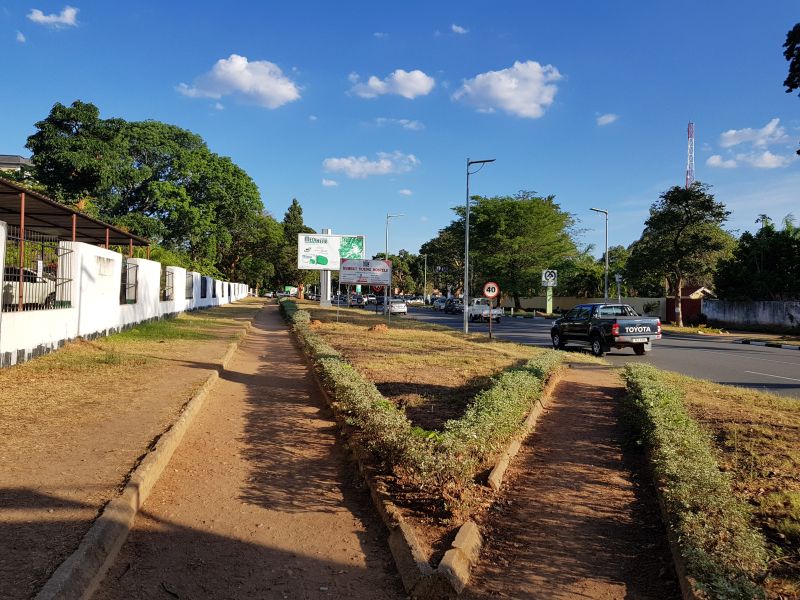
685;121;695;188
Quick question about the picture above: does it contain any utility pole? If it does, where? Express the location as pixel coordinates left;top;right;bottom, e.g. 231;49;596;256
591;207;609;301
464;157;495;334
421;253;428;304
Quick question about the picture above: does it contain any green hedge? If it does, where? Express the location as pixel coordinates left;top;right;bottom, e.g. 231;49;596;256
279;298;562;501
622;364;769;600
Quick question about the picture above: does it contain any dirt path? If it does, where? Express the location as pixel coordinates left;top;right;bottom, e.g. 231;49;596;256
0;302;260;600
94;304;403;600
465;364;679;600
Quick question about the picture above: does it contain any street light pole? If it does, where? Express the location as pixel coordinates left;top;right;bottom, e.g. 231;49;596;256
464;157;495;334
591;207;609;301
421;253;428;304
385;212;404;319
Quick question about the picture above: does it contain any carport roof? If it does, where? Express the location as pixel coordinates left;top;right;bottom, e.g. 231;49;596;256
0;177;149;246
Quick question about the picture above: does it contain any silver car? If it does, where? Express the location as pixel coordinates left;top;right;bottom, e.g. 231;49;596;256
384;298;408;315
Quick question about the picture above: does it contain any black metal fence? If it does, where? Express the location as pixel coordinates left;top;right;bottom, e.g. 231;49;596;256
2;225;73;312
120;259;138;305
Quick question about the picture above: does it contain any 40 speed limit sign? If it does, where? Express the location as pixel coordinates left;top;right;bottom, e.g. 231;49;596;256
483;281;500;299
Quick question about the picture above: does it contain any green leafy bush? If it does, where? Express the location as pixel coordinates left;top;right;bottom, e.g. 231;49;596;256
623;364;769;600
279;298;563;506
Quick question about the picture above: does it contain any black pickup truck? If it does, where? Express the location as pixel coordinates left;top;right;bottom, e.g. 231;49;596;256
550;303;661;357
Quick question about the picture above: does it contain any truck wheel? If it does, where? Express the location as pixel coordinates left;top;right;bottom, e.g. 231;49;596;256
551;332;565;350
590;335;605;357
634;344;646;356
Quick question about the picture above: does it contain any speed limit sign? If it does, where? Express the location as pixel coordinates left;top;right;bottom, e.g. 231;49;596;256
483;281;500;299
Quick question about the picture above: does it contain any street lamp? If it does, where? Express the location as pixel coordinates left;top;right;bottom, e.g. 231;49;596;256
590;207;609;301
420;253;428;304
385;212;404;316
464;158;495;334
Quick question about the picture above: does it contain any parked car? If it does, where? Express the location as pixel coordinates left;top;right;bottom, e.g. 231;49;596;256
365;294;376;304
444;298;464;314
466;298;503;323
432;297;447;311
550;303;662;357
2;266;58;310
384;298;408;315
349;294;364;307
406;296;424;306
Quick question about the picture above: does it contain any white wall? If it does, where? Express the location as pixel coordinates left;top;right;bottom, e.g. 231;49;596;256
0;223;250;368
704;299;800;330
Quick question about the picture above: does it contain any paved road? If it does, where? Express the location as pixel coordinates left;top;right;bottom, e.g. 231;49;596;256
405;308;800;399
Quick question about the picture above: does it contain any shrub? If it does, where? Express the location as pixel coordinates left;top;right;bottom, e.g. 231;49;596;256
283;301;563;509
623;364;769;600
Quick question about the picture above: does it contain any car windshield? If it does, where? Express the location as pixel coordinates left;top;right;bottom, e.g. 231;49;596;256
597;305;639;317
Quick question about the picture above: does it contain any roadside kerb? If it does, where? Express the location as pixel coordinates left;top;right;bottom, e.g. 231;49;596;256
738;339;800;350
35;305;262;600
285;307;564;598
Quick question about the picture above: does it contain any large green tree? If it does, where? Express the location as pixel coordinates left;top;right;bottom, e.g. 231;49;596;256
25;100;278;286
715;218;800;301
274;199;315;295
626;183;734;326
785;23;800;154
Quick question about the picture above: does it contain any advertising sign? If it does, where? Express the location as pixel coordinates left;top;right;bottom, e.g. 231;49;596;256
297;234;366;270
339;259;392;286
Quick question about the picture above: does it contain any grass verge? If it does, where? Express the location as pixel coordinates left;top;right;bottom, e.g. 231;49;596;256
281;298;565;515
622;363;771;599
662;324;728;335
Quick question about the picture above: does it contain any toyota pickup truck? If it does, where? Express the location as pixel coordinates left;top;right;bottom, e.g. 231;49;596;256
467;298;503;323
550;303;661;356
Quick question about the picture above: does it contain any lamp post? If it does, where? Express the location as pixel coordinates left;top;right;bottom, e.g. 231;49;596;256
464;158;495;334
385;212;404;318
421;253;428;304
590;207;609;301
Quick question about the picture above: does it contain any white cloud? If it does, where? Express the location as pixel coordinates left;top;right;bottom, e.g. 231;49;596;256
398;189;413;196
373;32;388;39
719;118;789;148
213;102;224;110
706;155;737;169
177;54;300;109
452;60;562;118
27;5;78;27
321;178;338;187
596;113;618;126
451;24;468;34
374;117;424;131
323;151;420;179
737;150;793;169
350;69;435;99
16;31;26;43
309;115;318;121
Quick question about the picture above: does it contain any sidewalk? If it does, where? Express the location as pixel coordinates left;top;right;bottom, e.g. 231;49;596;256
465;364;679;599
94;304;403;599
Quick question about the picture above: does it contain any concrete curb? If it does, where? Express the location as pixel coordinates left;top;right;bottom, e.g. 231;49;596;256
35;310;259;600
737;339;800;350
286;307;564;598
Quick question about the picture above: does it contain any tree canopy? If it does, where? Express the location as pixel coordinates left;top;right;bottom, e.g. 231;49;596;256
784;23;800;154
23;100;285;288
626;183;734;325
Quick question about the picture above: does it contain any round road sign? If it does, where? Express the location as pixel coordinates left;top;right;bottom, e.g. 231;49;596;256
372;285;383;293
483;281;500;299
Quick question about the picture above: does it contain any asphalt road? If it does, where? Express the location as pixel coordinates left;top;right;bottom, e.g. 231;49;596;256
405;308;800;399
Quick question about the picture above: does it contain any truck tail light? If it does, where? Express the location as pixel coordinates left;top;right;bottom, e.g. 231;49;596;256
611;323;620;337
656;319;662;335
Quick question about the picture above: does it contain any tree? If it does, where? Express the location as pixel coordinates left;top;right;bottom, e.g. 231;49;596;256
784;24;800;154
274;199;315;296
419;222;464;296
552;249;604;298
715;218;800;300
626;183;733;326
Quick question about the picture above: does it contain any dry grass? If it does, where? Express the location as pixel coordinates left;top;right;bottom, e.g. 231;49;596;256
0;300;264;439
662;372;800;598
301;301;602;429
662;324;727;335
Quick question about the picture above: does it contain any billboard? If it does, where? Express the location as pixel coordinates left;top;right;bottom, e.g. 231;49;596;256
297;234;365;270
339;259;392;285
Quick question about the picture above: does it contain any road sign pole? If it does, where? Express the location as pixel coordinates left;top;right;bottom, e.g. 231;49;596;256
546;287;553;315
489;297;493;340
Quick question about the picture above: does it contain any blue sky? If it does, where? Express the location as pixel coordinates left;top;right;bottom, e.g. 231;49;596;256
2;1;798;258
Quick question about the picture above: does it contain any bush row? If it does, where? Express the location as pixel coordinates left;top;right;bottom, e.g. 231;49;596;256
279;299;562;503
622;364;769;600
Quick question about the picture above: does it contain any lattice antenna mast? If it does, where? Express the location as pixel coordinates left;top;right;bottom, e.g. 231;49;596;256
685;121;695;188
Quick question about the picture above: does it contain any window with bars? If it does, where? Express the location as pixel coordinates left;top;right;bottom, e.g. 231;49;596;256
2;226;73;312
119;259;138;304
212;278;217;298
185;272;194;300
201;276;208;299
159;266;174;301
